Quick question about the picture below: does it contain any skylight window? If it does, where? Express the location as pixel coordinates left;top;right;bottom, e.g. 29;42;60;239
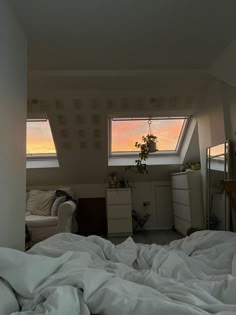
110;117;188;155
26;119;59;168
27;119;56;156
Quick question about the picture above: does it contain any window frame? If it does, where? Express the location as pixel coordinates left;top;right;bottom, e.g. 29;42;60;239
108;116;190;158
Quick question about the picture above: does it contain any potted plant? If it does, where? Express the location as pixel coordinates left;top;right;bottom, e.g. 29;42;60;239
135;134;158;156
126;134;158;174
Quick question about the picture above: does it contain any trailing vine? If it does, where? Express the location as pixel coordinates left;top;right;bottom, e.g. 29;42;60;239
126;134;158;174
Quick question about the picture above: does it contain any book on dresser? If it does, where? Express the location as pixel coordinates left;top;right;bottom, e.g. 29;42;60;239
106;188;132;236
171;170;204;235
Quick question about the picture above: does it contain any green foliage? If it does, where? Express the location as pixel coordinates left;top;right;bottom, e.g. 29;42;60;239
131;134;158;174
134;159;149;174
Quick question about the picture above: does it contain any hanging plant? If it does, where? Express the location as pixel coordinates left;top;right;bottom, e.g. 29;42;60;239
134;134;158;173
135;134;158;157
125;119;158;174
126;133;158;174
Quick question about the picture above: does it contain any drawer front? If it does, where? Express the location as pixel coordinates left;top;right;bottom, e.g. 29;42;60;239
107;204;131;219
107;189;131;205
172;189;190;206
108;218;132;234
174;216;191;236
172;174;189;189
173;203;191;222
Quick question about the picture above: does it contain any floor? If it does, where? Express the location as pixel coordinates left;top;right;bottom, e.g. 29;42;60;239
108;229;182;245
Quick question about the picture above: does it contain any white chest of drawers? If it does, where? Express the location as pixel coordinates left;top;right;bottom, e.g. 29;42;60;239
171;171;204;235
106;188;132;236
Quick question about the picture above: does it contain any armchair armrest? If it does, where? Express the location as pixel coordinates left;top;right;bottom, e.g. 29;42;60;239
57;200;77;232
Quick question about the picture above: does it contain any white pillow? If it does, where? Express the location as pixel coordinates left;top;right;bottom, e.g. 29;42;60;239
27;190;55;216
51;196;67;216
0;279;19;315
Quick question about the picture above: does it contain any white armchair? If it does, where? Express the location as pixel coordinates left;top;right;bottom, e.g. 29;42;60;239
25;190;77;243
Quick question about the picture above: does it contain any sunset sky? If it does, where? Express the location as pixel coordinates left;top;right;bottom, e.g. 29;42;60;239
112;118;186;152
27;120;56;154
209;143;226;157
27;118;186;155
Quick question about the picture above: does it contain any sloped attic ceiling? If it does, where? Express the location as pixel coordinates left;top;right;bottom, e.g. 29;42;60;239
10;0;236;71
10;0;234;185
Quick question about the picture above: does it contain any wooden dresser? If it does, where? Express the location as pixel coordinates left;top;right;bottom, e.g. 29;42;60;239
106;188;132;236
171;171;204;235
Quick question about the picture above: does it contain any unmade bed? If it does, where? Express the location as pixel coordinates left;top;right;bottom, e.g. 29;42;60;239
1;230;236;314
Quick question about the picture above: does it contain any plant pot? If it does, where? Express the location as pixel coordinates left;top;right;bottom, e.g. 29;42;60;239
148;140;157;153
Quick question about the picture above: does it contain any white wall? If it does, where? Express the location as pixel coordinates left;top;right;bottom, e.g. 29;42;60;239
0;1;27;249
221;84;236;177
27;85;204;186
197;80;236;227
196;80;226;218
210;38;236;87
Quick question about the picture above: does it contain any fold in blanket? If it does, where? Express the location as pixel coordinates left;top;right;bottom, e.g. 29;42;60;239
1;230;236;315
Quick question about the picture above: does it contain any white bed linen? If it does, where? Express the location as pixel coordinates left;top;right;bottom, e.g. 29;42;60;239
0;279;19;314
1;230;236;315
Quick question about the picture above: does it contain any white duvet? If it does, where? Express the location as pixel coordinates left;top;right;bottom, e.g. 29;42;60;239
1;230;236;314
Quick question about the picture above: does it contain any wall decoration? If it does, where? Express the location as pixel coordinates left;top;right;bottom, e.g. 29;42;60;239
94;141;102;150
31;99;39;105
79;141;87;149
60;129;69;138
106;99;113;110
93;129;101;138
57;114;67;125
78;129;85;137
75;114;85;124
90;98;98;110
62;142;71;150
91;114;100;124
39;100;49;111
55;99;64;110
73;99;82;110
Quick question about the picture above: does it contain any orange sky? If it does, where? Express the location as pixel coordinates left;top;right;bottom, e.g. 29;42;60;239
209;143;225;157
112;119;185;152
27;121;56;154
27;118;185;154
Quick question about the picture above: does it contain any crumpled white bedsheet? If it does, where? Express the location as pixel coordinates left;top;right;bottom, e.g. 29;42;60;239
1;230;236;315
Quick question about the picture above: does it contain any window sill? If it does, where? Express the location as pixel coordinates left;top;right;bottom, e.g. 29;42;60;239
108;154;181;167
26;157;59;169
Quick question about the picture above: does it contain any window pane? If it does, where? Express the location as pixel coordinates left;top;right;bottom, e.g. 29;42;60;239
27;120;56;154
111;118;187;153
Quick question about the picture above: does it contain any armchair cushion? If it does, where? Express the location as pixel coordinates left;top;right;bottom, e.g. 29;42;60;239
27;190;55;216
26;215;58;228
